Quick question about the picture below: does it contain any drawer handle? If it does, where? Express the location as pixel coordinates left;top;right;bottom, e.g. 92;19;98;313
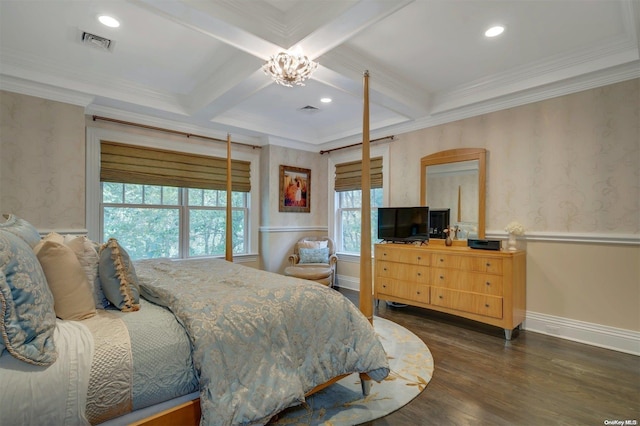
417;256;421;260
486;281;491;286
439;295;443;299
439;258;444;262
383;253;387;256
486;262;491;267
417;272;421;276
382;285;387;288
439;275;444;280
383;267;387;271
485;303;490;307
416;291;421;295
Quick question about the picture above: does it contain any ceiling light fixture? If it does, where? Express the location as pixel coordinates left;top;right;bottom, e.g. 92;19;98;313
98;15;120;28
262;47;318;87
320;97;332;103
485;25;504;37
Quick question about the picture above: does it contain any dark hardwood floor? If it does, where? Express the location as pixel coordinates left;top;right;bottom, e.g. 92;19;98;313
336;288;640;426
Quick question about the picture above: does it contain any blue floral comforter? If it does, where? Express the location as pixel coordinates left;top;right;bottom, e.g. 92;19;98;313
134;258;389;426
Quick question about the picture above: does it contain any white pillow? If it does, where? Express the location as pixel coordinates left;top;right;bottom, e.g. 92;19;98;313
298;240;329;249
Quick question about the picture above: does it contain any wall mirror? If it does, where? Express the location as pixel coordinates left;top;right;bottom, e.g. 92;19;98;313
420;148;486;239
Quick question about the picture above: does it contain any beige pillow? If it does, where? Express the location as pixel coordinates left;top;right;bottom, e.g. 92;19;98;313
34;240;97;320
298;240;328;249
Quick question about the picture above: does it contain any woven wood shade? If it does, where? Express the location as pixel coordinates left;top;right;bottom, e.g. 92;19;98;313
334;157;382;192
100;141;250;192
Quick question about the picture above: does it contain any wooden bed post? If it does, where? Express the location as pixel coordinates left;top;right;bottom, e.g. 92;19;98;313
359;71;373;325
225;133;233;262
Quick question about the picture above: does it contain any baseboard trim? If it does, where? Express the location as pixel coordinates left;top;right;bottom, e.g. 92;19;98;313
338;279;640;356
523;311;640;356
336;274;360;292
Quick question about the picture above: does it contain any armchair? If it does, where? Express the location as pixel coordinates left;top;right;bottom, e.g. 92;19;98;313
284;237;338;287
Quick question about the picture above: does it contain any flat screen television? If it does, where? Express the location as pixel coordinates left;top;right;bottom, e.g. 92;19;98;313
377;206;430;243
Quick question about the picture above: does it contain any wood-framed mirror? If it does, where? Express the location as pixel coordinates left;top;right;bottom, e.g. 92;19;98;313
420;148;486;240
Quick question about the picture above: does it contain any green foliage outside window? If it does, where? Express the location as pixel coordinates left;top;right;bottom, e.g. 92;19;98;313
339;188;383;253
102;183;246;260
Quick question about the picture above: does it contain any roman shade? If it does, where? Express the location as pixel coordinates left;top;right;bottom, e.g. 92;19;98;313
334;157;382;192
100;141;251;192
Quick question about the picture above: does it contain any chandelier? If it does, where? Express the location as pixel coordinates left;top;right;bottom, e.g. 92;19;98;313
262;49;318;87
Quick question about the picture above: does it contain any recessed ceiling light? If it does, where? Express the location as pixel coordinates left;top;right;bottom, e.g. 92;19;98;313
98;15;120;28
485;25;504;38
320;97;332;103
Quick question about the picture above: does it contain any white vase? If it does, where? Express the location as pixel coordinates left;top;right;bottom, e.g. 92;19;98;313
507;233;517;251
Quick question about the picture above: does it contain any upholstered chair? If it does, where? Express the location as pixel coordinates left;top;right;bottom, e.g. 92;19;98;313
284;237;338;287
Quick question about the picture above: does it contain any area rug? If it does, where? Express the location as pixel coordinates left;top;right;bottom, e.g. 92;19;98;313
272;316;434;425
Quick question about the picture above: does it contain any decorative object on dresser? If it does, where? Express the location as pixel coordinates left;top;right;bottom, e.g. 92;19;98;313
374;244;526;340
504;221;526;251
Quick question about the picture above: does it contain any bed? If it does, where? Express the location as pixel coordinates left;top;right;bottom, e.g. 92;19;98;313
0;220;389;425
1;71;380;426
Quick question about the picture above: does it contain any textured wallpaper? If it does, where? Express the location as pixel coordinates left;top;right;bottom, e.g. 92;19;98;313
0;91;86;229
264;145;328;228
393;78;639;235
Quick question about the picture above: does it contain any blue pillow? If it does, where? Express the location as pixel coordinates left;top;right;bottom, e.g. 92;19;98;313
298;247;330;264
0;230;57;366
99;238;140;311
0;214;41;248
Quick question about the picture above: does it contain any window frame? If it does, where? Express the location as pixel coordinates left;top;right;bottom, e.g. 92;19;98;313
100;185;249;259
86;126;260;261
336;188;384;254
327;144;390;257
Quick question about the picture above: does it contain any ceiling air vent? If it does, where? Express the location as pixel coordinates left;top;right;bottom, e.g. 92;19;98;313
81;31;113;51
298;105;319;114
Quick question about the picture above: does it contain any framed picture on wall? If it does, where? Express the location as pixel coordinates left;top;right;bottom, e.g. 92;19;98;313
279;165;310;213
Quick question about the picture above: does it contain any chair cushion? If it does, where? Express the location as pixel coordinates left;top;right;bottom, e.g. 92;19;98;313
285;265;333;280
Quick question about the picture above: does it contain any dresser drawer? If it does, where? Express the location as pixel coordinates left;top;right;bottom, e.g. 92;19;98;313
471;257;503;274
430;268;504;295
430;287;503;319
431;253;466;269
376;247;429;265
377;260;429;283
431;253;503;274
376;278;429;304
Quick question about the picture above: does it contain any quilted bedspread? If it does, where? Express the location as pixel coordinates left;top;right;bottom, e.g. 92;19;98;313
135;258;389;426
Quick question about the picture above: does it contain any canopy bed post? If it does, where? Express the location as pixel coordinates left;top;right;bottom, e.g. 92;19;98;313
359;70;373;324
358;70;374;396
225;133;233;262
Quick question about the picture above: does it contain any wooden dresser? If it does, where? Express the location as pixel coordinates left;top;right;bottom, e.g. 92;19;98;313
374;243;526;339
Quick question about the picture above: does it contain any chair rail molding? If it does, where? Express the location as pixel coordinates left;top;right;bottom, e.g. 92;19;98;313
259;226;328;233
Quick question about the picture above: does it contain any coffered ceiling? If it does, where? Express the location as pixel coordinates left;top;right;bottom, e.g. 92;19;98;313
1;0;638;151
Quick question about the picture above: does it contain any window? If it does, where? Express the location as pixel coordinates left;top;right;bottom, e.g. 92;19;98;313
337;188;383;253
102;183;247;260
334;156;384;254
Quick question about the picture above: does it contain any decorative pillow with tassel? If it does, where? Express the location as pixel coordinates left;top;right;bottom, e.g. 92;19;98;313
98;238;140;312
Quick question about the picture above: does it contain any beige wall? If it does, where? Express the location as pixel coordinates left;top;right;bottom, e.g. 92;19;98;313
259;144;328;273
2;79;638;336
377;78;639;332
0;91;86;229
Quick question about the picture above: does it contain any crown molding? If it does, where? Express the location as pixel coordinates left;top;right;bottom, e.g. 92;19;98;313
0;75;94;107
